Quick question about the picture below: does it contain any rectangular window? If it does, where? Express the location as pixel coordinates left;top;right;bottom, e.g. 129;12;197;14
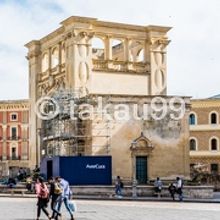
211;164;218;174
11;127;17;139
11;114;18;121
11;147;17;160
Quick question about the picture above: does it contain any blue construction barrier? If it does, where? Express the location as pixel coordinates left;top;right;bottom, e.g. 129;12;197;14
40;156;112;185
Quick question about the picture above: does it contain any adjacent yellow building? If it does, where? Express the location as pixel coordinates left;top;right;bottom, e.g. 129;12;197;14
189;95;220;174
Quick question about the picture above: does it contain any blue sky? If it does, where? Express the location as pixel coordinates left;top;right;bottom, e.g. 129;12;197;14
0;0;220;99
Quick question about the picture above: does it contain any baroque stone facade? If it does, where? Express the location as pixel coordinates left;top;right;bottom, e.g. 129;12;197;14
25;16;190;182
0;100;29;176
190;96;220;174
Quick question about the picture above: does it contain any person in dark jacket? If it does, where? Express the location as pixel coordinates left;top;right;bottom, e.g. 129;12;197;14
168;183;176;201
48;177;62;219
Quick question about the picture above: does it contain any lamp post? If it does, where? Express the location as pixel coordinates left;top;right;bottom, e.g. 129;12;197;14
130;141;137;198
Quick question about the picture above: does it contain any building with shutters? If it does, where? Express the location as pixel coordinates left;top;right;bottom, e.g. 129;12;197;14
0;100;29;176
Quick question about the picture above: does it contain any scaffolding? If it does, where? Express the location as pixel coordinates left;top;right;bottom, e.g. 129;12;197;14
40;89;111;158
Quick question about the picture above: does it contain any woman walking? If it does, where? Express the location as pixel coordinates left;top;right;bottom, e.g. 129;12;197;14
35;177;51;220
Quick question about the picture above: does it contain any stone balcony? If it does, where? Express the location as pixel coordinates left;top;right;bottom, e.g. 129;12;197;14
92;59;150;74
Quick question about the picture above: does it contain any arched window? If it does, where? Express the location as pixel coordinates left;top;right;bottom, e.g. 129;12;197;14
189;113;196;125
136;48;144;62
210;112;217;124
211;138;218;151
92;37;105;60
189;139;197;151
51;48;59;68
112;39;124;61
42;53;49;72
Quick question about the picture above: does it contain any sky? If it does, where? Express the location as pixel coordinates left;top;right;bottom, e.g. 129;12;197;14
0;0;220;100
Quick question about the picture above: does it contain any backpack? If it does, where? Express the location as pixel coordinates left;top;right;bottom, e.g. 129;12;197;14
40;184;49;199
54;182;62;195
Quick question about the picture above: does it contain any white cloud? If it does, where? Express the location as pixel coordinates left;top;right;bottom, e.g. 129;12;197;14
0;0;220;99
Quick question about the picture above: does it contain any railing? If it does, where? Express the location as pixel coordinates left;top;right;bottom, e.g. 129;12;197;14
92;59;150;73
7;136;21;141
0;156;28;161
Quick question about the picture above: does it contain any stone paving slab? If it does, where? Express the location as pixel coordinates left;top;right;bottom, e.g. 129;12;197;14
0;193;220;203
0;198;220;220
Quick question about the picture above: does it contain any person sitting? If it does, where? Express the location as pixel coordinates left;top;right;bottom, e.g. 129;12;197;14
26;175;32;192
154;177;163;198
7;177;16;188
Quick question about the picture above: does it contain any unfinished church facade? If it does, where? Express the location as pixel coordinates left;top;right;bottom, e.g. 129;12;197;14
25;16;190;183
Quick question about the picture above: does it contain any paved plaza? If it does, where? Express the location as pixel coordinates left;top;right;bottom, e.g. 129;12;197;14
0;198;220;220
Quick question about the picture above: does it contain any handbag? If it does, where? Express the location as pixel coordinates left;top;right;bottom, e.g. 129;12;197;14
69;200;77;212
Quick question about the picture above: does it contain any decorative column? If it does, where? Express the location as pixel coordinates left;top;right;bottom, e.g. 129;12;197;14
48;47;52;74
104;36;112;60
58;42;62;73
149;38;169;95
124;38;132;70
72;31;93;96
21;124;28;160
65;32;75;89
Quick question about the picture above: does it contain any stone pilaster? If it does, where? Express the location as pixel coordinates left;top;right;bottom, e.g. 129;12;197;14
146;28;171;95
104;36;112;60
2;125;7;160
25;40;41;169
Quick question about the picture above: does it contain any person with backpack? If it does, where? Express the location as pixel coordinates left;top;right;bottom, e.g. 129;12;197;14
48;177;62;219
115;176;123;198
35;177;51;220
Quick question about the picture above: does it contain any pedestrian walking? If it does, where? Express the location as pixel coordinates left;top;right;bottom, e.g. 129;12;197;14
168;183;176;200
115;176;123;198
176;177;183;201
48;177;62;219
35;177;51;220
54;176;74;220
154;177;163;198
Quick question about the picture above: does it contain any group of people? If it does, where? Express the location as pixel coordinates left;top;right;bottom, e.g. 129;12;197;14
35;176;75;220
154;177;184;201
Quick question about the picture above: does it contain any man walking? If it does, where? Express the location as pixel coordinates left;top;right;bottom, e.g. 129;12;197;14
48;177;62;219
55;177;74;220
176;177;183;201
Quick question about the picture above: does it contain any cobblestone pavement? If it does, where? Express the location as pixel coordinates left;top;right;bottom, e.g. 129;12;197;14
0;197;220;220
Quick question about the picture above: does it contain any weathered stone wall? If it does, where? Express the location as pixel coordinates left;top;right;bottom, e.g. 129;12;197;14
91;95;190;181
